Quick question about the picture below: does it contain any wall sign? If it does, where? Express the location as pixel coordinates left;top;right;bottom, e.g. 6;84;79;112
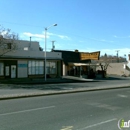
80;51;100;60
18;64;27;68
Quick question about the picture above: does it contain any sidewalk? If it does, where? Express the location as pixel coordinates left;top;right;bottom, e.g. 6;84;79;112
0;76;130;100
0;75;128;85
0;76;94;85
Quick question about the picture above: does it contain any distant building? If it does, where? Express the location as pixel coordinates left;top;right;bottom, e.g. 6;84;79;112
99;55;126;63
129;54;130;61
96;54;130;76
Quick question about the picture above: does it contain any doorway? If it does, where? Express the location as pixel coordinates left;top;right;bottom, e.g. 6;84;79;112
11;65;16;78
4;60;17;78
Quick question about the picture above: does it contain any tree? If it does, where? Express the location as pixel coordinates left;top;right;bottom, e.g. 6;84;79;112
104;53;107;57
99;62;110;78
0;25;19;56
39;46;43;51
98;54;111;78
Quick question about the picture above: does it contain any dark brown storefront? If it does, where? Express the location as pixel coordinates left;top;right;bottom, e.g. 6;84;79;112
53;50;100;78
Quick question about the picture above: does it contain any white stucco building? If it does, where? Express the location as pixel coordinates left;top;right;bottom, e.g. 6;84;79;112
0;39;62;79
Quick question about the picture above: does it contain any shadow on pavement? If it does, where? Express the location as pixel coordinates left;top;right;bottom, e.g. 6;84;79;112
94;75;130;80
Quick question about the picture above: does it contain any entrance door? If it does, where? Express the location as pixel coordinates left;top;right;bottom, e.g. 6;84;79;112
11;65;16;78
5;66;10;78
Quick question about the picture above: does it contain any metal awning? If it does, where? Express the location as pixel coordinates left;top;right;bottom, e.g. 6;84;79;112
68;62;99;66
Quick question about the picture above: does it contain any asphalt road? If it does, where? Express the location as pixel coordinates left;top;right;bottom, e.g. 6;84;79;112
0;88;130;130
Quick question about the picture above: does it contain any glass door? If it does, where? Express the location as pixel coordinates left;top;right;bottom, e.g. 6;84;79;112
11;65;16;78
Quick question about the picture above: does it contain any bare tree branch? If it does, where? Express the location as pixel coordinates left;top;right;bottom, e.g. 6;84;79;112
0;25;18;56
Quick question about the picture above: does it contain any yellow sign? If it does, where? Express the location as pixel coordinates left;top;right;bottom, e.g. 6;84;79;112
80;51;100;60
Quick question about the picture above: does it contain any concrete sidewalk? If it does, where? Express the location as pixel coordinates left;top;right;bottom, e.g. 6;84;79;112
0;77;130;100
0;75;128;85
0;76;95;85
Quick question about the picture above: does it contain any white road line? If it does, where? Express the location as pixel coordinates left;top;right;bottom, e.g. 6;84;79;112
61;126;73;130
78;118;117;130
0;106;55;116
118;94;128;98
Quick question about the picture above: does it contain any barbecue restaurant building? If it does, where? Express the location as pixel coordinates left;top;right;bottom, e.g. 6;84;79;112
53;50;100;78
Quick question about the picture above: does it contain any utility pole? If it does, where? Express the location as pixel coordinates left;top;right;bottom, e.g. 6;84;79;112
51;41;55;51
115;50;120;63
124;54;126;62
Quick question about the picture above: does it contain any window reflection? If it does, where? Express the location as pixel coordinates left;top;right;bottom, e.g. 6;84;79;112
28;61;44;75
46;61;57;74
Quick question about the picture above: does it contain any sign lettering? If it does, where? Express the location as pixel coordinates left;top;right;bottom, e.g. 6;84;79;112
80;51;100;60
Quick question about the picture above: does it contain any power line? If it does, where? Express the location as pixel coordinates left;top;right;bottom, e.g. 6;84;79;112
0;21;43;28
0;20;129;46
0;21;112;40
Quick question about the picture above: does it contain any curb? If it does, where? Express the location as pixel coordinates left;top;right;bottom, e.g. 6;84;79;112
0;85;130;100
0;80;98;85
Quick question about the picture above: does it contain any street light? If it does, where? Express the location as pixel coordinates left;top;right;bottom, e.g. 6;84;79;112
44;24;57;81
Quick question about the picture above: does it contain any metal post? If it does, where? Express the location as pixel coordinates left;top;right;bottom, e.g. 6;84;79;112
44;28;47;81
44;24;57;81
115;50;120;63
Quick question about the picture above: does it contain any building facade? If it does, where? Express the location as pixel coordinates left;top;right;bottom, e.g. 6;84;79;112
0;40;62;79
96;54;130;76
54;50;100;78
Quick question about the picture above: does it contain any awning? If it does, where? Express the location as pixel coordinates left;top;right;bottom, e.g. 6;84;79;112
68;62;99;66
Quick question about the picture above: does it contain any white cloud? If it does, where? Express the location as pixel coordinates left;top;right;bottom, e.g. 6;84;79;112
100;39;106;42
57;35;71;40
0;30;8;36
22;32;71;40
113;35;130;38
114;35;117;38
79;40;85;43
23;32;45;38
90;38;114;43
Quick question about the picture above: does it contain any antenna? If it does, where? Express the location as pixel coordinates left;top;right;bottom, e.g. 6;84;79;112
51;41;55;51
29;37;31;49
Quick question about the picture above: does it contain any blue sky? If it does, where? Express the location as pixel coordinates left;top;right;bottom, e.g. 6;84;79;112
0;0;130;58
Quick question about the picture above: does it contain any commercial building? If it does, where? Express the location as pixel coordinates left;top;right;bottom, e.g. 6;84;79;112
0;40;62;79
53;50;100;78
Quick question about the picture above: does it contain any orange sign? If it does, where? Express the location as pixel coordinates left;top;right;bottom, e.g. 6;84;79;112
80;51;100;60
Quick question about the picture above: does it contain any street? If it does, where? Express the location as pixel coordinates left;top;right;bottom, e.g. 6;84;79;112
0;87;130;130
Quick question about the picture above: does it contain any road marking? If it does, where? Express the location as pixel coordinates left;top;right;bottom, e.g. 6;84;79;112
0;106;55;116
87;102;120;111
97;104;121;111
118;94;128;98
77;118;117;130
61;126;73;130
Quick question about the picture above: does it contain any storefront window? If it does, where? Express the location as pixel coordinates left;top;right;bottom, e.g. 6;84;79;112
32;61;36;75
0;63;4;76
28;61;44;75
46;61;57;74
